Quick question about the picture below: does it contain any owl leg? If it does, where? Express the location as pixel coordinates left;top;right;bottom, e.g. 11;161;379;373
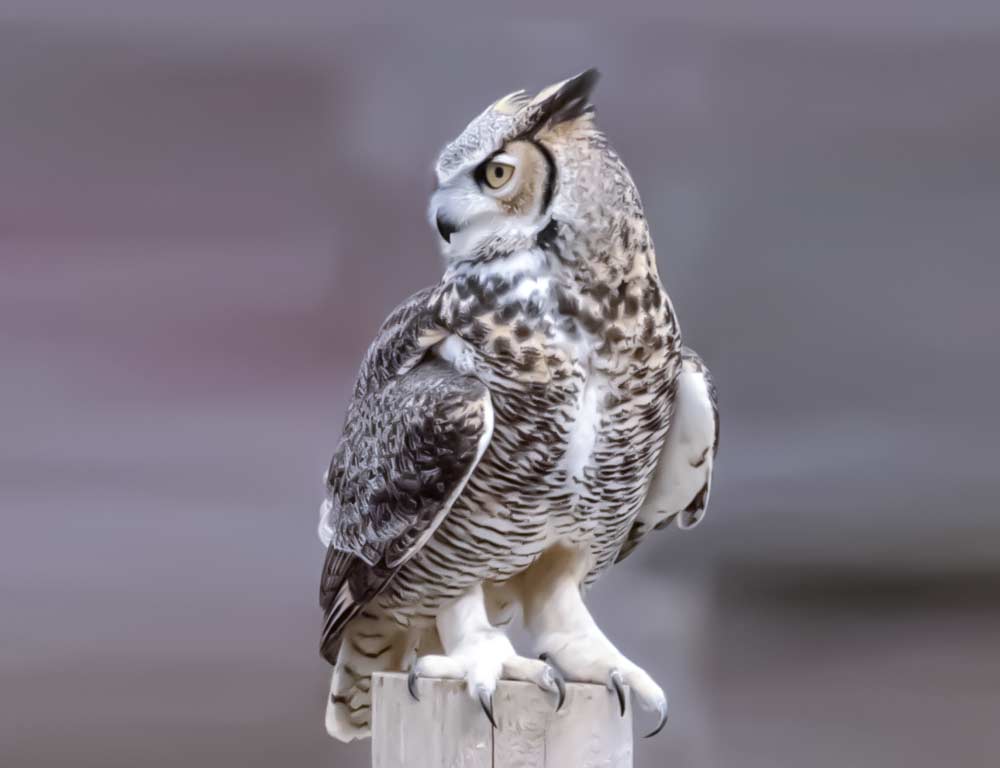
519;547;669;737
407;582;565;725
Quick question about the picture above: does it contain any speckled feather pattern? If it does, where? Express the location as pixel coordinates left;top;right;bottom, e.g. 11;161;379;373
384;229;679;617
327;125;682;632
318;293;489;659
319;71;719;738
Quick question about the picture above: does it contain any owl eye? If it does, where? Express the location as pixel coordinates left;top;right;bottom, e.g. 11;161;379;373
483;161;515;190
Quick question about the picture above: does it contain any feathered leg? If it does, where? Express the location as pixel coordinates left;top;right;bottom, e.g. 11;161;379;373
407;582;565;725
519;546;669;737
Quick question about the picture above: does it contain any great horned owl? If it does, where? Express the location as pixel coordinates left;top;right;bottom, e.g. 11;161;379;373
318;69;719;742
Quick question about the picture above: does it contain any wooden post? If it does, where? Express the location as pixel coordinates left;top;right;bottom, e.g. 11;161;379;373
371;672;633;768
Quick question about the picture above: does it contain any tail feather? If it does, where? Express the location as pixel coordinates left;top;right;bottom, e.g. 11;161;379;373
325;614;409;742
321;582;358;663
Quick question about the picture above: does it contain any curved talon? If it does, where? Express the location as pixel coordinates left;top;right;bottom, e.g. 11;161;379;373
549;666;567;712
538;653;567;711
609;670;627;717
407;668;420;702
478;687;497;729
643;700;669;738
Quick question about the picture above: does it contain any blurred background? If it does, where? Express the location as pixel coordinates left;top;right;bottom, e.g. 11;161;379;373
2;4;998;767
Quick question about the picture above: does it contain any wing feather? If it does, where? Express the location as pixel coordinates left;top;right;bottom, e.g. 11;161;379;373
617;346;719;562
318;288;492;661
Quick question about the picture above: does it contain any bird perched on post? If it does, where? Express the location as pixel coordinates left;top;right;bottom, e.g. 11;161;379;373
317;69;719;742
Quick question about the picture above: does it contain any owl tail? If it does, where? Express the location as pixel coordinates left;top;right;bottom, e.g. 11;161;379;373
325;615;410;742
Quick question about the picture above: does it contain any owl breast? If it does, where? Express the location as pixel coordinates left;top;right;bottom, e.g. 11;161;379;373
378;259;679;622
436;277;612;498
436;260;681;550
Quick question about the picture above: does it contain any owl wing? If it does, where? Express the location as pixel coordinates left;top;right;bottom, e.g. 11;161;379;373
318;288;494;662
617;346;719;562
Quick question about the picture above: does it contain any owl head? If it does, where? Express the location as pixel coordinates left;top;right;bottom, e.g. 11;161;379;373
429;69;647;269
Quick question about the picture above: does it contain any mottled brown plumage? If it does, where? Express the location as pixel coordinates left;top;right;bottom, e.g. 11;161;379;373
318;70;719;741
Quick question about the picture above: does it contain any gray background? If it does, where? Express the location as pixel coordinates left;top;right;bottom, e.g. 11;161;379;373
1;4;998;767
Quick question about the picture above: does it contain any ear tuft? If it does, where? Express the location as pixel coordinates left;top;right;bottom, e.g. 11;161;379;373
528;68;601;132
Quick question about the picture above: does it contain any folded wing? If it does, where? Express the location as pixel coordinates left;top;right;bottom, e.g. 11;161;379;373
617;346;719;562
318;289;493;662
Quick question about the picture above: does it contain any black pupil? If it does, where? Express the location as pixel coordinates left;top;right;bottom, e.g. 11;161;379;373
493;166;504;178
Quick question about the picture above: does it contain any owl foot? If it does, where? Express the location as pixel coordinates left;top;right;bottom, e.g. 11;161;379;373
537;635;668;737
406;645;565;726
406;583;566;727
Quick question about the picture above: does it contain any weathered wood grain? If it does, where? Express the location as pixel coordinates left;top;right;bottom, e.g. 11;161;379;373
372;672;633;768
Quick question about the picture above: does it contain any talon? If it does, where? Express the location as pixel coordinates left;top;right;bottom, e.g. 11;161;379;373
477;687;497;729
407;668;420;702
643;699;669;738
609;670;627;717
539;652;566;678
551;667;567;712
542;663;567;712
539;653;567;711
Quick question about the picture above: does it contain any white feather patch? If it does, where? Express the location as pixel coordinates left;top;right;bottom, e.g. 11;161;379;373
438;335;478;375
562;369;609;488
636;362;716;530
318;498;334;547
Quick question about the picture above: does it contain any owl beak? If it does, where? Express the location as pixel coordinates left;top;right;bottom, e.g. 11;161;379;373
435;211;459;243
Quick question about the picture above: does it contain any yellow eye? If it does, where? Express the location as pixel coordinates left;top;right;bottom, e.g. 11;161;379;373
484;161;515;190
